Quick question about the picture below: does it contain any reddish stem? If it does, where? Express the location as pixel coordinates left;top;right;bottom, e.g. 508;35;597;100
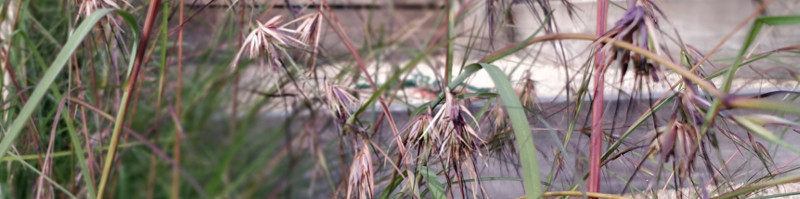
589;0;608;195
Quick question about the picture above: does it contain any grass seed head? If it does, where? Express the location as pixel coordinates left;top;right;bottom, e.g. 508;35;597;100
603;4;663;82
78;0;124;18
325;83;360;125
293;13;322;51
652;117;699;180
425;90;487;196
402;112;435;154
238;16;307;71
428;90;484;158
347;142;375;199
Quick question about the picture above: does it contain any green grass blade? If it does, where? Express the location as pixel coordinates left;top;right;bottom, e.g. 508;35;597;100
733;116;800;153
477;63;542;198
62;102;97;199
713;173;800;199
6;152;78;199
728;98;800;115
419;166;445;199
751;192;800;199
0;8;122;162
14;19;98;198
702;15;800;136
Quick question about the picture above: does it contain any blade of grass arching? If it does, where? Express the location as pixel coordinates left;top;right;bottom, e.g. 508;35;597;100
723;15;800;94
733;116;800;153
0;8;133;163
751;192;800;199
13;25;97;198
419;166;446;199
478;63;542;198
6;152;77;199
97;1;160;198
713;173;800;199
728;97;800;116
701;15;800;137
62;98;98;199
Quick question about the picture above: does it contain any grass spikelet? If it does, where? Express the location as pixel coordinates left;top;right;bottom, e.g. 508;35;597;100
427;89;486;197
233;16;307;71
346;142;375;199
325;82;360;125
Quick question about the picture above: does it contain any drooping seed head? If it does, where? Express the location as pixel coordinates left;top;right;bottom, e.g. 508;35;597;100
325;83;360;125
346;142;374;199
602;3;665;82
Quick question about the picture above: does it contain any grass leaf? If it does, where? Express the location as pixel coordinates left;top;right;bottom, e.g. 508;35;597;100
733;116;800;153
6;152;77;199
419;166;445;199
0;8;128;162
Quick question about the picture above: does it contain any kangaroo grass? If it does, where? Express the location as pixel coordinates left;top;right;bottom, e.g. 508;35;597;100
0;7;138;172
6;1;800;198
357;29;731;198
96;2;161;198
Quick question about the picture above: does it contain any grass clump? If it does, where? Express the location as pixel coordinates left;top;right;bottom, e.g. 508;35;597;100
1;0;800;198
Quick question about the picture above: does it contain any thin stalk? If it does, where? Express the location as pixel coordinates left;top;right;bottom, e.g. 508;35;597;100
96;1;162;198
6;152;78;199
177;0;184;117
174;0;186;197
445;0;455;86
169;108;183;199
589;0;608;194
320;0;405;155
480;33;723;98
